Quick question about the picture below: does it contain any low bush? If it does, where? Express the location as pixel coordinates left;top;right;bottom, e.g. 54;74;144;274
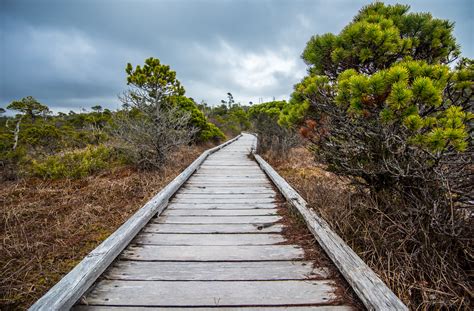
28;145;115;179
268;147;472;309
248;101;301;159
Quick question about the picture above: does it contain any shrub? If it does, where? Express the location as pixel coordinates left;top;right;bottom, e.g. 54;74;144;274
172;96;225;142
248;101;301;158
111;105;197;169
283;3;473;308
29;145;114;179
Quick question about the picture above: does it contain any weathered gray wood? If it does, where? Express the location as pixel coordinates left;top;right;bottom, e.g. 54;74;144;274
74;306;354;311
155;215;281;224
180;188;274;194
162;208;278;216
199;165;258;168
121;245;304;261
144;223;284;234
198;166;257;169
103;261;329;281
171;197;276;204
81;280;340;306
254;154;408;311
184;182;271;185
174;193;275;199
167;203;278;209
197;169;263;173
29;135;244;311
193;174;267;177
134;233;285;245
189;175;271;185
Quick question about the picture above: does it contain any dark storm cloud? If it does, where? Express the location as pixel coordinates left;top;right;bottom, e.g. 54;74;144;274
1;0;472;112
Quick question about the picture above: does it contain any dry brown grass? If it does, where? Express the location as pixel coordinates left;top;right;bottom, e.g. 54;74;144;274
265;147;472;311
0;146;205;310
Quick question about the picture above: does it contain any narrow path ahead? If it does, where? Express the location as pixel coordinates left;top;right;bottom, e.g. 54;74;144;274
74;134;354;310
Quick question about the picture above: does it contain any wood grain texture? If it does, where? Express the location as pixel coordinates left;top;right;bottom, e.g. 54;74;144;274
74;306;353;311
170;198;278;204
81;280;340;306
143;223;284;234
102;261;329;280
167;203;277;209
120;244;304;261
254;154;408;311
74;305;354;311
133;233;285;245
173;193;276;199
155;215;281;224
162;208;278;216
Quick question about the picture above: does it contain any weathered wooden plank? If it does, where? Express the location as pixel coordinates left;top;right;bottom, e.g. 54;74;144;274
81;280;340;306
184;183;273;187
180;188;274;194
162;208;278;216
144;223;284;234
199;164;258;167
134;233;285;245
103;261;329;280
189;174;270;184
155;215;281;224
174;193;275;199
199;165;260;168
254;154;408;311
174;189;276;199
193;173;267;177
121;245;304;261
29;135;244;311
74;306;354;311
171;197;276;204
185;181;271;186
167;203;278;209
197;169;262;173
205;158;253;160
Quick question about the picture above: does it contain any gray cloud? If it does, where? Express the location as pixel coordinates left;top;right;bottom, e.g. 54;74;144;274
1;0;472;112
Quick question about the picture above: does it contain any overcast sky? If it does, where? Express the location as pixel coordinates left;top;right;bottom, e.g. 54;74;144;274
1;0;472;113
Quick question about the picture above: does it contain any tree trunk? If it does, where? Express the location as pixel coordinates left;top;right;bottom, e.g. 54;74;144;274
12;117;22;150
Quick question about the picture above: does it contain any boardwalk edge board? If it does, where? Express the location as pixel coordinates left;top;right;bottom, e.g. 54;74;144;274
254;153;408;311
29;135;243;311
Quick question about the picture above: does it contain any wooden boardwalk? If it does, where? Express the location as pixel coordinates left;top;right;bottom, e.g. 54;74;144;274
32;133;407;310
73;134;354;310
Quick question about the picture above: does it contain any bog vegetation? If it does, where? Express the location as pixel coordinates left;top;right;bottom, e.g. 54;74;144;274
1;1;472;310
0;58;254;180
